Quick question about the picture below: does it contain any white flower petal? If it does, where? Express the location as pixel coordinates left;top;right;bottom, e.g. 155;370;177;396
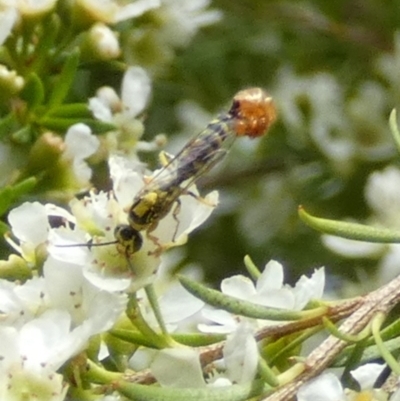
297;373;345;401
8;202;48;245
89;96;113;122
83;265;132;292
159;283;204;324
350;363;386;390
293;267;325;310
109;155;146;208
223;322;258;384
129;348;157;371
253;288;295;309
257;260;285;292
221;275;256;300
322;234;385;258
64;123;99;160
121;66;151;118
379;244;400;285
115;0;160;22
175;190;219;239
0;8;17;46
198;308;238;334
151;348;205;388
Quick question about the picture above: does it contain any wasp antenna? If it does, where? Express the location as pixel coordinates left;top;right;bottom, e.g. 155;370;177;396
55;239;119;249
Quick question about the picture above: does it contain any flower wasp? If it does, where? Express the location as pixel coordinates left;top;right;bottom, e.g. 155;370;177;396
117;87;277;254
58;88;277;258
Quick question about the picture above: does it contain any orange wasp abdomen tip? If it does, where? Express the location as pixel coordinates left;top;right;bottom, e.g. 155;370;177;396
230;87;277;138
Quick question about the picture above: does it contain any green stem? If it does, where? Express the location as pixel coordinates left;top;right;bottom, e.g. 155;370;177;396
84;359;123;384
244;255;261;280
145;284;168;335
371;312;400;375
126;293;170;349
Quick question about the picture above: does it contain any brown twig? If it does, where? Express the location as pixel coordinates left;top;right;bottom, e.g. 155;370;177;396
262;274;400;401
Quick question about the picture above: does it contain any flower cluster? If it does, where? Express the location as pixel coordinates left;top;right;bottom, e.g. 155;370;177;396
1;1;400;400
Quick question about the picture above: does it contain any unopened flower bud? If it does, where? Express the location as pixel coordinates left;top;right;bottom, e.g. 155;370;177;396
0;65;24;95
83;23;121;61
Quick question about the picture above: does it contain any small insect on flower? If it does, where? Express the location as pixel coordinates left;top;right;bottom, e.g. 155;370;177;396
121;87;277;254
57;88;277;260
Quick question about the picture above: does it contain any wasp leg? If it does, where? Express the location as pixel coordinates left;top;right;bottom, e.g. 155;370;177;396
171;198;182;242
159;150;174;166
184;189;218;207
146;231;164;256
145;199;182;257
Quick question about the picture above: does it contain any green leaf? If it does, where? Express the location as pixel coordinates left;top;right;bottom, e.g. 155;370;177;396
0;112;17;140
0;221;9;235
111;329;225;348
0;177;37;216
178;275;319;321
110;329;161;348
47;48;80;108
298;206;400;243
46;103;92;118
38;116;116;133
20;73;45;109
118;379;269;401
11;126;34;144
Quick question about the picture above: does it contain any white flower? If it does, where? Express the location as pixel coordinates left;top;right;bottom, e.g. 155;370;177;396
63;123;100;183
72;0;160;24
0;321;68;401
7;201;68;265
365;166;400;229
48;189;151;292
14;0;57;18
323;166;400;287
119;67;151;119
0;0;57;43
0;257;127;333
222;261;324;310
43;258;127;332
150;322;258;388
199;261;325;333
0;7;17;45
350;363;386;391
130;281;205;341
274;67;392;175
297;364;387;401
322;234;385;259
157;283;204;328
222;322;258;384
224;260;324;310
297;373;345;401
376;32;400;92
199;308;240;334
89;66;152;157
90;66;151;123
156;0;222;47
151;347;206;388
0;306;119;401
